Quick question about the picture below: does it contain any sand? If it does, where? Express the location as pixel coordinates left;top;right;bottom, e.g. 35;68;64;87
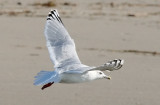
0;0;160;105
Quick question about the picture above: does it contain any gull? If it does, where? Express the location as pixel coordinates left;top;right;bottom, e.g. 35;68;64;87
34;9;124;90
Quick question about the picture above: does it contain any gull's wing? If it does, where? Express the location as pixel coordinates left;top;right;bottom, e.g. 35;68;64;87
64;59;124;74
44;10;81;69
88;59;124;71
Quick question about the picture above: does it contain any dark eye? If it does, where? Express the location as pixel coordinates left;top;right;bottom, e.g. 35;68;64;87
99;72;102;75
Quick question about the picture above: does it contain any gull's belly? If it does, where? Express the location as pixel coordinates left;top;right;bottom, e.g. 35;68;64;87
60;73;90;83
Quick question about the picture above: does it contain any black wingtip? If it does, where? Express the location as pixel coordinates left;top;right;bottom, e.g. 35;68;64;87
46;9;64;25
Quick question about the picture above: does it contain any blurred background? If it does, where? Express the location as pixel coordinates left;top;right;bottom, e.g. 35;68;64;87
0;0;160;105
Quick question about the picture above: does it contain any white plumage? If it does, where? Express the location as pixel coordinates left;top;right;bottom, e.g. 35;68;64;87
34;9;124;90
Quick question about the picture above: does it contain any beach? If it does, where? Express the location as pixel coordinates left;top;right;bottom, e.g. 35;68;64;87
0;0;160;105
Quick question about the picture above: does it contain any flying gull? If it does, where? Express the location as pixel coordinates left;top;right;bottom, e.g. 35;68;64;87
34;9;124;90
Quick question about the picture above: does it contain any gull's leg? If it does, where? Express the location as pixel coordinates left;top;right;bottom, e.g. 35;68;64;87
41;82;54;90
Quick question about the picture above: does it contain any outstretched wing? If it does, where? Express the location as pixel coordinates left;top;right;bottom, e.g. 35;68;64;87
44;10;81;69
88;59;124;71
64;59;124;74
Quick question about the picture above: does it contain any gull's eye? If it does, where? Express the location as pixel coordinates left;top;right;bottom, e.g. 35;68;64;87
99;72;102;75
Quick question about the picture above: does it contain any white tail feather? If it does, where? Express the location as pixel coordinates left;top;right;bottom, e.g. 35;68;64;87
34;70;60;85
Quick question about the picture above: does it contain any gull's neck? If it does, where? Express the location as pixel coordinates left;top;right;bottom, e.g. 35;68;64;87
83;70;100;81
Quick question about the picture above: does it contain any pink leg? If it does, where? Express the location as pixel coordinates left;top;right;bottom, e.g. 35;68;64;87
41;82;54;90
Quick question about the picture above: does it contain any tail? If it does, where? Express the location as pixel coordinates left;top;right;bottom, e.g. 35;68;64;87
34;70;60;86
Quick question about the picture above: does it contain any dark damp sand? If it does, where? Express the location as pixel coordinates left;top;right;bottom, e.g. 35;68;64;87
0;0;160;105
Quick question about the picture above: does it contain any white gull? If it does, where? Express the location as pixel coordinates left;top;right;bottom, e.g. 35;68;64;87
34;9;124;90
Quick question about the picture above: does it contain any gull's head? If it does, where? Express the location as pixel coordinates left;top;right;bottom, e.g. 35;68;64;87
87;70;111;80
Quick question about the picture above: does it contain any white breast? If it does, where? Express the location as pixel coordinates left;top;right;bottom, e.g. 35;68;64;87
60;73;86;83
60;71;99;83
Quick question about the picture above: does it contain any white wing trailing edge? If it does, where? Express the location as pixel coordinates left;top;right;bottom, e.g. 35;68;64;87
44;10;83;70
